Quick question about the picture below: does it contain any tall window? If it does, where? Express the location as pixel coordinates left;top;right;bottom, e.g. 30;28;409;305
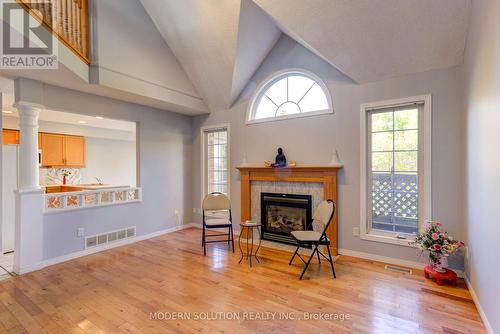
203;126;229;196
361;96;431;243
247;69;332;124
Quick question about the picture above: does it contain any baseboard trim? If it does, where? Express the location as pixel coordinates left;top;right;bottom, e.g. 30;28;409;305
338;248;428;270
464;275;494;334
338;248;466;277
17;224;198;274
14;262;45;275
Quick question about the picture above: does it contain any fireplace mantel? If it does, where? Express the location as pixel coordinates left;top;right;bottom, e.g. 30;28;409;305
236;165;343;255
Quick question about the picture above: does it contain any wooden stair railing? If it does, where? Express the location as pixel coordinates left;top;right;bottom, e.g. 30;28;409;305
16;0;90;64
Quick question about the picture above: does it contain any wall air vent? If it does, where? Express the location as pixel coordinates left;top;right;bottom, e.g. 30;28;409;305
86;236;97;248
85;226;136;249
384;264;412;274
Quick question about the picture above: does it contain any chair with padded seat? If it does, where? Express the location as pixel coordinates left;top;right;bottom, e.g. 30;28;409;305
289;200;336;280
202;192;234;256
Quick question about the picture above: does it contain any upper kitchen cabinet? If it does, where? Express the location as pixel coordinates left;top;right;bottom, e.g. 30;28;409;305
64;135;86;167
2;129;42;148
41;133;65;166
2;129;19;145
40;133;86;167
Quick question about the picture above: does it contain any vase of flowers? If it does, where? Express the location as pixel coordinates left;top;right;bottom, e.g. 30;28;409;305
413;221;464;273
61;169;72;185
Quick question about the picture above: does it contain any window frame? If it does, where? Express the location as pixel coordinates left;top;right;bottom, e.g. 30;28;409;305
201;124;230;202
360;95;432;247
246;68;333;125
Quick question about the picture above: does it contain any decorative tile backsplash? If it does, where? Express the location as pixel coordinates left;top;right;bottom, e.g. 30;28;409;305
40;168;82;185
250;181;324;223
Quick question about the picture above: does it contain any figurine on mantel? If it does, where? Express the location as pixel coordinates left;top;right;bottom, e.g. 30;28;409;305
271;147;287;167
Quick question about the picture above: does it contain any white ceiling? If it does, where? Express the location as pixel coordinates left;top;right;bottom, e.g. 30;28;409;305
246;0;471;83
41;110;136;132
2;79;136;133
140;0;241;111
231;0;281;105
4;109;136;132
140;0;281;111
142;0;470;111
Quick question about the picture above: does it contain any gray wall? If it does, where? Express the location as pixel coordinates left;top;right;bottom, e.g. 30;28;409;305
192;35;466;267
464;0;499;332
93;0;198;96
28;83;194;259
91;0;205;113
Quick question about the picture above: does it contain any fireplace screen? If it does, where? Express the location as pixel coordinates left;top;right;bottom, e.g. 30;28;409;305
266;206;307;233
261;193;312;245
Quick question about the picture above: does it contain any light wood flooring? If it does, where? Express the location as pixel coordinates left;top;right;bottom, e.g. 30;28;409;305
0;228;486;333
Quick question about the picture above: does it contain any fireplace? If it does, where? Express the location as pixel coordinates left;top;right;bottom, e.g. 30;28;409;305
260;192;312;245
237;166;341;255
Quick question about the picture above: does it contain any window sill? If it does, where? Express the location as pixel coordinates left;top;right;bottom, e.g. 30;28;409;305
360;232;417;247
246;109;333;125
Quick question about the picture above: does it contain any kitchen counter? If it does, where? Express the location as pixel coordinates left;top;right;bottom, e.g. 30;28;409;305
44;184;131;194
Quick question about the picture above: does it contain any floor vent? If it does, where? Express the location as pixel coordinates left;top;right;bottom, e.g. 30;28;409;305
385;264;412;274
85;227;136;249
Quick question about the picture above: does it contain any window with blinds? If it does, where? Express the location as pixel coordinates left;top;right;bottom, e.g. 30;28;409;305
203;127;229;196
366;104;424;235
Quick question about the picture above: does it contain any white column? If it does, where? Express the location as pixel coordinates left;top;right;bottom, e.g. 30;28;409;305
15;102;41;190
12;101;44;274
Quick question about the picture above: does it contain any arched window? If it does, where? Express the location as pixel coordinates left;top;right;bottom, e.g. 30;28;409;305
247;69;332;124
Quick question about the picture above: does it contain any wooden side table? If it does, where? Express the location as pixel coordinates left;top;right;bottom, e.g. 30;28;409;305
238;222;262;267
424;265;457;285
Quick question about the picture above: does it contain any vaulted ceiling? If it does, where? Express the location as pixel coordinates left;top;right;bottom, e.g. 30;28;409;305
253;0;471;83
140;0;471;112
140;0;280;112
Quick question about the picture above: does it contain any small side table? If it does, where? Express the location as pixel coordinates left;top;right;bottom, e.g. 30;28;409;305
238;222;262;267
424;265;457;286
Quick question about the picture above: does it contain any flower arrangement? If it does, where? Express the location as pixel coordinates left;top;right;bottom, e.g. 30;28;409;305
412;221;464;272
61;169;72;185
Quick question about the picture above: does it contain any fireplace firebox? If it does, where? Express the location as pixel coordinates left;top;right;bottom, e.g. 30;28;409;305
260;192;313;245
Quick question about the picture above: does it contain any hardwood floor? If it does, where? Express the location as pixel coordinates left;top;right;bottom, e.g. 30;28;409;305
0;228;486;333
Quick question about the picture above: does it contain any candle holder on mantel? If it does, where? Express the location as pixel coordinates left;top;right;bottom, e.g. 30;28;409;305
328;149;342;166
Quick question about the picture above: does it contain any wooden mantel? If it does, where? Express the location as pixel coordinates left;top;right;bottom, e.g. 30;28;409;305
236;165;343;255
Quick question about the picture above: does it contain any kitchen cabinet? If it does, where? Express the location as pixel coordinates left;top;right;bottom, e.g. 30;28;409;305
3;130;44;148
2;129;19;145
40;133;86;167
2;129;85;167
64;135;86;167
41;133;65;166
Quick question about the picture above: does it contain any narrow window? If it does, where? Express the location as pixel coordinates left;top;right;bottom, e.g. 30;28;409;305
203;126;229;196
361;96;431;244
